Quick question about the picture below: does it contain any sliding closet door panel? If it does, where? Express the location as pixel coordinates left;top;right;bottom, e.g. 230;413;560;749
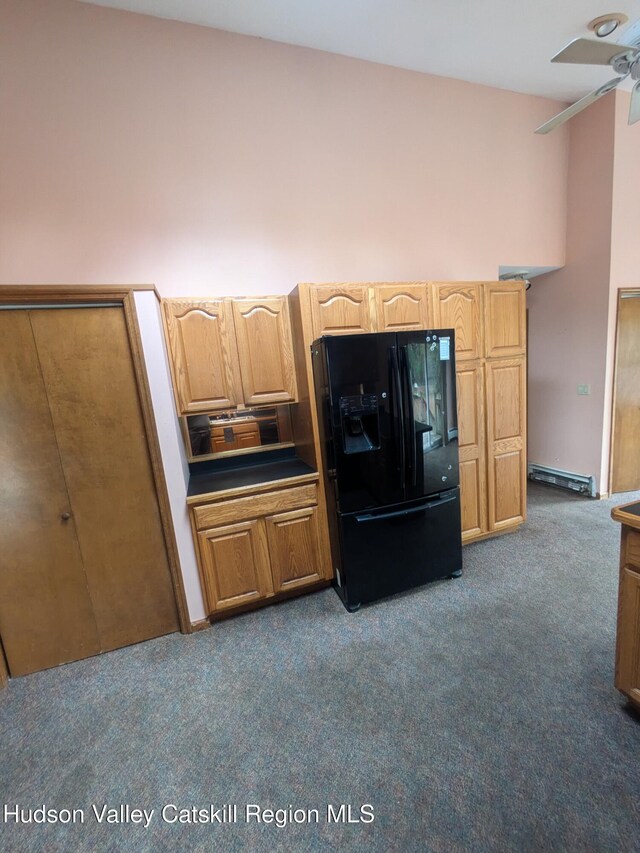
30;307;179;650
0;312;100;676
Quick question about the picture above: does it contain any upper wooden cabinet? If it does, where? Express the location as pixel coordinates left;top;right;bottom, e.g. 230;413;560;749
308;284;375;340
484;281;526;358
432;282;483;361
374;283;431;331
162;299;242;414
232;297;298;406
163;296;298;415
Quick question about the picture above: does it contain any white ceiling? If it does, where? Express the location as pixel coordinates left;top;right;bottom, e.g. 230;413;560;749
79;0;640;101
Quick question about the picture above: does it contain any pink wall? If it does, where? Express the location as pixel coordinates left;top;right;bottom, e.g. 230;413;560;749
527;94;616;492
600;91;640;492
0;0;568;295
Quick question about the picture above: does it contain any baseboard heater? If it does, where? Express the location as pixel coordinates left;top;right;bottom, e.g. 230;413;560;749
528;463;596;497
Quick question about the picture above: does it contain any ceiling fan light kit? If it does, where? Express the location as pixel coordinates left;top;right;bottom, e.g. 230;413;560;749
535;19;640;134
588;13;628;37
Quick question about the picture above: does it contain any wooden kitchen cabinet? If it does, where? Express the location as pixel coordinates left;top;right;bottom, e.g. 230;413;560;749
232;297;298;405
456;360;488;541
197;519;273;611
289;279;528;547
485;357;527;531
162;299;242;414
484;281;526;358
611;509;640;709
432;282;483;361
374;283;431;331
308;284;375;340
265;506;324;592
616;564;640;702
163;296;298;416
190;477;331;616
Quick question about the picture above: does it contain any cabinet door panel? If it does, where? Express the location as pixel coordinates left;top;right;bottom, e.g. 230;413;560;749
197;520;273;612
456;361;487;540
616;565;640;703
486;358;526;530
484;282;526;358
162;299;241;414
374;284;430;331
232;297;297;405
432;283;483;361
266;506;323;593
309;285;374;340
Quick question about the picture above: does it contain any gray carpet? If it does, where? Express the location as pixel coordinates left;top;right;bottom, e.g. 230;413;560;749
2;484;640;852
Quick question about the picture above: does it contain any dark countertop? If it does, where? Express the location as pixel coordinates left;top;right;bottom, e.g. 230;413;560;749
611;500;640;530
187;456;317;501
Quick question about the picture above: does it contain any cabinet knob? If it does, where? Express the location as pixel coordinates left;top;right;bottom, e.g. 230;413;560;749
61;512;71;521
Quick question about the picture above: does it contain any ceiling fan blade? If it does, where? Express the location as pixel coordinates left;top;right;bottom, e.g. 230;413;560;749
551;37;638;66
535;77;623;134
629;80;640;124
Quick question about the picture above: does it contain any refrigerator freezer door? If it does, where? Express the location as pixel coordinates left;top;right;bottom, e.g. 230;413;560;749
399;330;459;501
321;333;404;513
336;489;462;608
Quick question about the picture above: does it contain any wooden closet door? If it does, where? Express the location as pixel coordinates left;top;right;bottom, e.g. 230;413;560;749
309;285;375;340
30;307;179;651
0;312;100;676
456;361;487;541
162;299;242;413
485;357;527;531
232;297;298;405
374;284;430;331
610;293;640;493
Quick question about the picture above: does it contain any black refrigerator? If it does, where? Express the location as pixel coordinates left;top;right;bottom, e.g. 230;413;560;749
312;330;462;611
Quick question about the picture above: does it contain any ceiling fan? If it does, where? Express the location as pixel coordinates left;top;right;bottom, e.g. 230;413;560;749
535;37;640;133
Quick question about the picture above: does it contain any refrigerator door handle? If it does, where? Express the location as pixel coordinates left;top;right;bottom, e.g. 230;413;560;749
400;346;417;486
355;493;457;522
389;346;406;492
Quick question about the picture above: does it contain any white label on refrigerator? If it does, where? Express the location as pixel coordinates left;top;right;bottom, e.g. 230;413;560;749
439;337;450;360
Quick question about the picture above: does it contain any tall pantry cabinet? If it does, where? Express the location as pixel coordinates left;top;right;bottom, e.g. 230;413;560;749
289;280;527;545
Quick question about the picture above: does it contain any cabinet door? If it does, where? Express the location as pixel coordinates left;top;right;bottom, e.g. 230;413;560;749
616;563;640;704
197;520;274;613
232;297;298;405
432;282;483;361
484;282;526;358
456;361;487;541
309;285;374;340
374;284;430;331
162;299;242;414
265;506;323;593
485;358;526;531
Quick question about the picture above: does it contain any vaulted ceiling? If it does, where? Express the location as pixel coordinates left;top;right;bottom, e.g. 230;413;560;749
79;0;640;101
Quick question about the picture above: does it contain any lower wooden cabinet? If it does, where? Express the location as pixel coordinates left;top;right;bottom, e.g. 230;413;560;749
190;479;330;616
612;523;640;707
197;520;273;612
485;357;527;532
265;506;323;592
616;563;640;703
456;360;487;541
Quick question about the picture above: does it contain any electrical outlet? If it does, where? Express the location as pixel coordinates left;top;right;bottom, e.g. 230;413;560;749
577;384;591;396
